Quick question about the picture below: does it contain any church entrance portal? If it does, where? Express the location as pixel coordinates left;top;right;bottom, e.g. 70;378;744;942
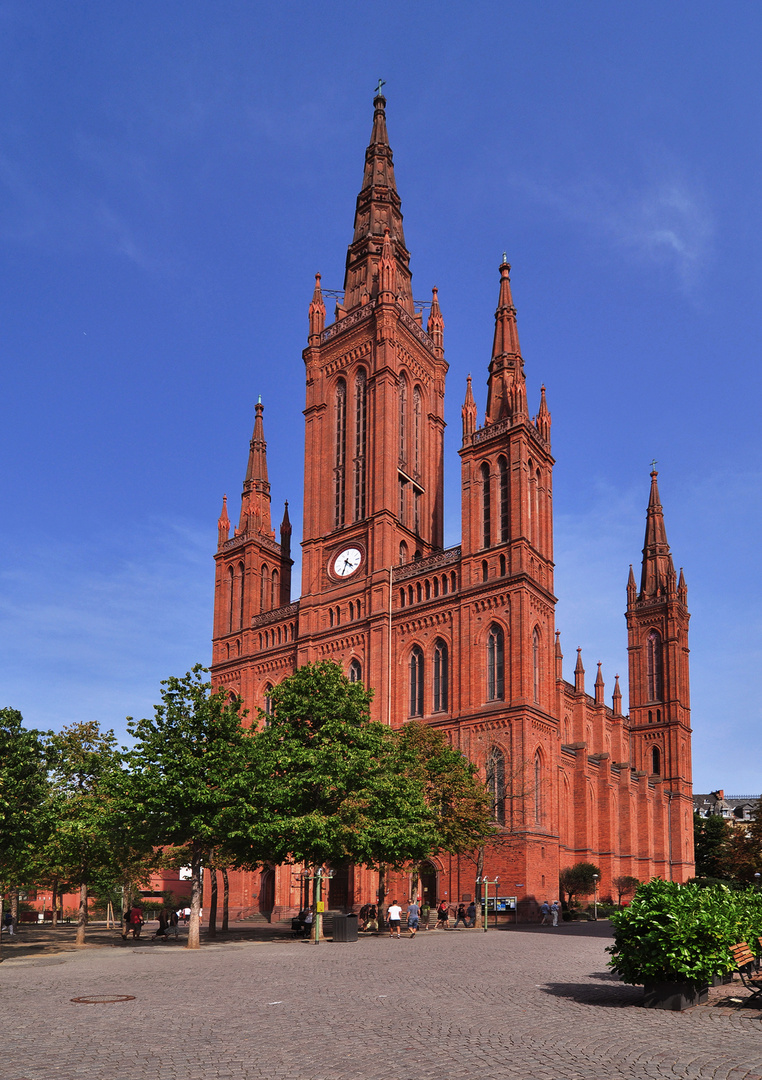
419;862;437;908
259;869;274;918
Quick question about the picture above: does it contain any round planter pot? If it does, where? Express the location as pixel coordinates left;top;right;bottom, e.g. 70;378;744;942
642;981;709;1011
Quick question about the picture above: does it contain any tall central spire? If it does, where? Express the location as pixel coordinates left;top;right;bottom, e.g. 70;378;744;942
639;469;675;597
485;258;527;424
342;93;413;313
239;399;273;538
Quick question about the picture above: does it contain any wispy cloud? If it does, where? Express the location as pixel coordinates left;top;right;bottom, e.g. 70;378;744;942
516;159;714;293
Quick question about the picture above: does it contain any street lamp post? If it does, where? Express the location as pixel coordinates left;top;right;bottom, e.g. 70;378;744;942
300;867;335;944
592;873;599;921
477;876;499;932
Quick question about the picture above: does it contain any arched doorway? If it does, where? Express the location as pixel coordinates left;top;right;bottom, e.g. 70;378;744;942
258;868;275;918
419;861;438;908
328;865;349;911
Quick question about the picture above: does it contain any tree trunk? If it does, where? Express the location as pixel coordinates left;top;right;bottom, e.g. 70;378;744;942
187;849;203;950
410;866;420;904
75;882;87;945
51;879;59;927
221;868;229;933
208;868;218;938
476;845;485;927
11;889;19;934
377;866;388;929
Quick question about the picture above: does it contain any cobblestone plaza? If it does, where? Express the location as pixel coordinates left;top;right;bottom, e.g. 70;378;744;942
3;922;761;1080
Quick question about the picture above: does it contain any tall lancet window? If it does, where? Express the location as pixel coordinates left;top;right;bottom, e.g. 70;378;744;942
334;379;347;527
481;462;491;548
499;456;509;542
409;645;424;716
238;562;245;629
487;624;504;701
647;630;663;702
433;639;448;712
398;373;408;465
487;747;506;825
534;752;543;823
413;385;422;476
227;565;235;633
532;627;540;703
353;369;367;521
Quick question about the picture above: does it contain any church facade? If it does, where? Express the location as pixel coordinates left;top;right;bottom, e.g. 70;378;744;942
210;94;694;921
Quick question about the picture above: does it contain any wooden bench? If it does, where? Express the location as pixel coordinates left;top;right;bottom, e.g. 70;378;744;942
730;942;762;1000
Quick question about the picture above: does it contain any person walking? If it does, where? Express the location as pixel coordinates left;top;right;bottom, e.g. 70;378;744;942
454;903;468;929
466;901;477;927
3;909;14;936
551;900;561;927
365;904;378;932
540;900;551;925
406;898;420;938
387;900;402;938
435;900;449;929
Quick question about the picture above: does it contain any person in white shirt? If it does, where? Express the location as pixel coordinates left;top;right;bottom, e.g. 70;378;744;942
387;901;402;938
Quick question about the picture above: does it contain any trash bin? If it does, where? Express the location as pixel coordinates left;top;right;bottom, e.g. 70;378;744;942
332;913;358;942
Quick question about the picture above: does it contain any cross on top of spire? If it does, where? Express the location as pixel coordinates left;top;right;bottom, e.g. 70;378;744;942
374;78;386;98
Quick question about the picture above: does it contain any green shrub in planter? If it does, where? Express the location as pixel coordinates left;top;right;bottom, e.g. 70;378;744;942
608;879;762;988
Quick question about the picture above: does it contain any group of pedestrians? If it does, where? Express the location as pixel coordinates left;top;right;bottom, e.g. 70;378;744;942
539;900;562;926
122;905;182;941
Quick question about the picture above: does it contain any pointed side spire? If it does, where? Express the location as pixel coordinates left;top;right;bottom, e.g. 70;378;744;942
240;399;273;538
678;567;688;604
485;257;527;425
280;500;292;558
378;227;396;298
343;93;413;312
308;273;326;340
612;674;622;716
627;563;637;605
217;494;230;547
594;662;605;705
640;469;673;598
555;630;564;681
427;285;444;352
535;385;551;443
461;374;477;441
574;647;585;694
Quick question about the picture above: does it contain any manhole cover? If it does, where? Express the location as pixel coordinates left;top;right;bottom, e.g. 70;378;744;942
70;995;136;1005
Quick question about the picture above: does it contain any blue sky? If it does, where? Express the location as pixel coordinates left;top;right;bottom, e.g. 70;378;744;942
1;2;760;794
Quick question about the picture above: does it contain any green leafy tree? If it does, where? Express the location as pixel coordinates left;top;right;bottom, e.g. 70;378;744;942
249;662;436;873
42;721;125;945
122;665;257;949
559;861;601;908
694;812;731;879
612;875;640;906
0;709;51;956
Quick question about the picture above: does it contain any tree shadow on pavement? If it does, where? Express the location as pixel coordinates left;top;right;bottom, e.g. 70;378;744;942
539;978;643;1008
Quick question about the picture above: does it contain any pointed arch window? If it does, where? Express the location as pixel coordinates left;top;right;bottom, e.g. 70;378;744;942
399;541;408;565
481;462;491;548
409;645;424;716
398;373;408;465
433;639;448;712
353;369;367;521
487;747;506;826
271;568;279;609
646;630;663;702
260;563;269;613
263;684;274;726
532;627;540;703
348;659;362;684
227;565;235;633
413;385;422;475
498;455;509;542
534;751;543;823
487;624;505;701
238;562;245;629
334;379;347;527
651;746;661;775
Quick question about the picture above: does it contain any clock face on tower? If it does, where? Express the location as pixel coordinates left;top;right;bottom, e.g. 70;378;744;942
332;547;363;578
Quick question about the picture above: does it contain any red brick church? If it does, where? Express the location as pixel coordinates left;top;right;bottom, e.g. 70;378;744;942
210;93;694;921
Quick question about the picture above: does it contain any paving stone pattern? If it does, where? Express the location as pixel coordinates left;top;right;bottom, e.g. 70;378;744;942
3;924;762;1080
